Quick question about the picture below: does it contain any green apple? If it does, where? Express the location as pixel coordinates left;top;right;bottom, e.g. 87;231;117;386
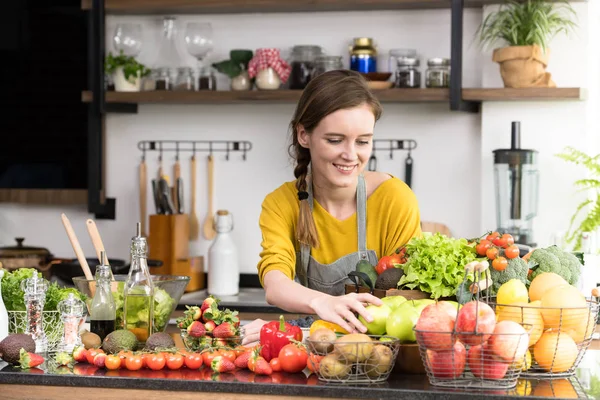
381;295;407;310
412;299;435;313
358;304;391;335
385;301;422;343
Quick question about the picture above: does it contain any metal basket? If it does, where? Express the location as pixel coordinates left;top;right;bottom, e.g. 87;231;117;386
179;329;242;352
7;310;63;352
488;299;599;378
515;376;590;398
306;335;400;384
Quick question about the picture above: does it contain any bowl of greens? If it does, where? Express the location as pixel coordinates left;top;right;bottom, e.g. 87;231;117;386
72;274;189;333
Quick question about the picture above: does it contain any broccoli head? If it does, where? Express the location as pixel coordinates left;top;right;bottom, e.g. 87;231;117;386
489;257;529;295
528;248;571;283
544;245;582;285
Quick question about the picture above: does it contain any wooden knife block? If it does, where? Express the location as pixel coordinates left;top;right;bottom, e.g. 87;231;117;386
148;214;205;292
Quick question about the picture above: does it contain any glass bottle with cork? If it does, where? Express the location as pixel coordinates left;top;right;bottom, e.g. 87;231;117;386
90;251;116;341
124;223;154;344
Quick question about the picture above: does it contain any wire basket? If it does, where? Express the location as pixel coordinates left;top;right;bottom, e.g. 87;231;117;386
515;376;590;398
488;299;599;378
306;334;400;384
179;329;242;352
7;310;63;352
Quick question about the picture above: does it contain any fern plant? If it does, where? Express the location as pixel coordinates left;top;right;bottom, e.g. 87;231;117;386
477;0;577;52
556;147;600;251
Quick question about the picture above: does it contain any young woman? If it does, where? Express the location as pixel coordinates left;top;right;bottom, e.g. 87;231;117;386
241;70;421;345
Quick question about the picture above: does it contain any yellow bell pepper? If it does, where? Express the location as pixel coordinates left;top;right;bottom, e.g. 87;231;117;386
309;319;349;336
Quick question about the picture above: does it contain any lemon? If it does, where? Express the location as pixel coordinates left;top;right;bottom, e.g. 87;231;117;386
497;279;529;309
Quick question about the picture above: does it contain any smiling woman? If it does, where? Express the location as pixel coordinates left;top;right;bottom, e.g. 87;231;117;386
241;70;422;346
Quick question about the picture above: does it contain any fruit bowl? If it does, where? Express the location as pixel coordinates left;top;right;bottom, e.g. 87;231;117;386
73;274;190;333
306;334;400;384
180;329;242;352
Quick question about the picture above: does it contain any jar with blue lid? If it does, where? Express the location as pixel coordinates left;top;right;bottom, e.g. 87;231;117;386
349;37;377;73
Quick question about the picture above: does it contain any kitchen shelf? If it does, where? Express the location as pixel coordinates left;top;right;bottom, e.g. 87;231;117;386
0;189;88;205
80;0;584;14
82;88;584;105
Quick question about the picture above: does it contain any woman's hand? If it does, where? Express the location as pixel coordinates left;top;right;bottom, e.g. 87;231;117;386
309;292;383;334
240;318;268;346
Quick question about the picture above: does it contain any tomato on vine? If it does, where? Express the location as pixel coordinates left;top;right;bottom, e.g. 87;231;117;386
492;256;508;271
504;245;519;259
476;240;492;256
486;247;499;260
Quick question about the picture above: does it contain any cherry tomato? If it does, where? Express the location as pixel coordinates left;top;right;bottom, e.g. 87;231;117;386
504;245;519;259
184;353;203;370
492;236;507;248
202;350;219;368
105;354;121;370
147;353;166;371
492;256;508;271
486;247;499;260
86;348;104;364
269;357;282;372
125;354;143;371
220;350;236;364
307;353;324;373
502;233;514;247
118;351;133;369
278;344;308;374
233;346;248;358
476;240;492;256
165;353;184;370
486;231;500;241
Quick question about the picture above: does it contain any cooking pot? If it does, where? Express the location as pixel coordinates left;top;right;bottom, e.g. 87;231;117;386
51;258;162;283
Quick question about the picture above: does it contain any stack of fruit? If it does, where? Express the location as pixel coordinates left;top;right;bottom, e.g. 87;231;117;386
493;273;598;376
176;296;242;351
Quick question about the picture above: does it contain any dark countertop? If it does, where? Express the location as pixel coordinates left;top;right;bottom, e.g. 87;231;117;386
178;288;284;313
0;350;598;399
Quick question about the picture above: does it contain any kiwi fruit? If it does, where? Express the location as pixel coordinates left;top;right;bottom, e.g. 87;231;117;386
81;331;102;349
365;344;394;378
319;353;351;380
334;333;374;363
308;328;337;355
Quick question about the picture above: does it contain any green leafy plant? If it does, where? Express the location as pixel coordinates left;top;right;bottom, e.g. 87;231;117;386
212;49;253;79
105;50;151;81
556;147;600;251
477;0;577;52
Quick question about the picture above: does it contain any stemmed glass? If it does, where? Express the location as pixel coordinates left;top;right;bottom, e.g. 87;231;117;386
113;23;143;56
184;22;214;69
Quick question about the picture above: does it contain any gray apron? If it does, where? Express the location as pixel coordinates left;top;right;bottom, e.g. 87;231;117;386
295;174;378;296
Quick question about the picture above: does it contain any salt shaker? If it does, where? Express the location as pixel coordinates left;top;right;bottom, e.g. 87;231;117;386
21;276;49;354
58;293;86;354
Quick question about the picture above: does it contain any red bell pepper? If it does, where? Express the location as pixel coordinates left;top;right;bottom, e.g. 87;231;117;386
259;315;302;362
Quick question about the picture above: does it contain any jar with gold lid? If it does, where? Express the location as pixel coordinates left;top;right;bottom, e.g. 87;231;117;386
349;37;377;73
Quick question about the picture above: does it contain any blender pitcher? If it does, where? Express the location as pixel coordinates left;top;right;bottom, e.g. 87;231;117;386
493;122;539;248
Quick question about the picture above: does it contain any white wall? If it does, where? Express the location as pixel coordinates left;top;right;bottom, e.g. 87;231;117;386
0;5;593;274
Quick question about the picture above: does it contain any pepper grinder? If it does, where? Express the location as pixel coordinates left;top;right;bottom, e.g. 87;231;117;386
21;276;49;355
58;293;86;354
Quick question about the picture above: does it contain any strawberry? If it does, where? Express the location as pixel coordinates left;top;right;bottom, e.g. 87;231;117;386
212;322;236;338
204;320;216;333
254;357;273;376
19;349;44;369
72;346;87;363
210;356;235;373
213;338;227;348
55;352;73;366
192;307;202;321
201;296;217;313
234;350;252;369
201;303;221;323
187;321;206;338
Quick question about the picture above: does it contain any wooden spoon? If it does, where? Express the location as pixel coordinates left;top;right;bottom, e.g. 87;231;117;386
189;155;200;240
202;155;217;240
86;219;107;264
61;213;93;281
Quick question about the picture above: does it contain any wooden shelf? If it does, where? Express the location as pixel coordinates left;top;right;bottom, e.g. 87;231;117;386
80;0;584;14
463;87;585;101
81;89;450;104
0;189;88;205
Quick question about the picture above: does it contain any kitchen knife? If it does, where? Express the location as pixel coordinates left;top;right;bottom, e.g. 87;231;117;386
151;179;162;214
177;177;184;214
159;178;175;214
405;153;413;188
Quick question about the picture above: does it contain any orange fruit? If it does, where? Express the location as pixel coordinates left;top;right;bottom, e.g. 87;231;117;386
497;302;544;346
532;379;578;398
563;308;596;343
529;272;567;302
540;285;587;331
533;331;578;373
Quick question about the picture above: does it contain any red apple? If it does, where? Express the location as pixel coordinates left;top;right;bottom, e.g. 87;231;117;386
437;301;460;320
426;341;466;378
456;301;496;347
487;320;529;363
467;344;508;380
415;303;457;350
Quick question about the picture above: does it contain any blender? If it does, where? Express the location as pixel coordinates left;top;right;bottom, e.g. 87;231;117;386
493;122;539;251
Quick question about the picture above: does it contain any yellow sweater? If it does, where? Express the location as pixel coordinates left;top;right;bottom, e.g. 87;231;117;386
257;176;422;285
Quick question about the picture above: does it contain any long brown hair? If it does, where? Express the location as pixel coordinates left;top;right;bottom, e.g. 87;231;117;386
289;70;382;249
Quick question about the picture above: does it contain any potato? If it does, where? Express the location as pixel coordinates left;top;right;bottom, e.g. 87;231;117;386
364;344;393;378
319;353;351;380
334;333;374;363
308;328;337;355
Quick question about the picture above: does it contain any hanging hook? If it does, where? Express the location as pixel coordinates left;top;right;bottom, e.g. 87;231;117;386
242;146;247;161
159;142;163;164
225;142;230;161
209;142;213;157
389;139;394;160
141;143;146;162
175;142;180;161
192;142;196;160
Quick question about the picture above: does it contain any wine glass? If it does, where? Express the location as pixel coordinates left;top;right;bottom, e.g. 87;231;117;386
113;23;143;56
184;22;214;68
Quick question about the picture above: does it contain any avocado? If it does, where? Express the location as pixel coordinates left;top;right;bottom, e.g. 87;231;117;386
102;329;139;354
355;260;378;289
0;334;36;364
144;332;175;351
375;267;405;290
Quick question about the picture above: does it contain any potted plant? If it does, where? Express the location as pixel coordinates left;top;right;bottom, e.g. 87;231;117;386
105;50;151;92
556;147;600;251
477;0;576;88
212;50;253;91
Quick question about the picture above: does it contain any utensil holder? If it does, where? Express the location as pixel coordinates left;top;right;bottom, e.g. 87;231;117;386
149;214;190;275
172;256;206;292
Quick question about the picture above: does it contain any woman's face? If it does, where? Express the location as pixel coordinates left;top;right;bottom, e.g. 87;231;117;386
298;103;375;189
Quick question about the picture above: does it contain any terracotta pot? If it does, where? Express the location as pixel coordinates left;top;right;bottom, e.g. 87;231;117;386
492;45;555;88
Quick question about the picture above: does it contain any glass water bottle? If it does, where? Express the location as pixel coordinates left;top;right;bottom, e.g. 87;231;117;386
57;293;86;354
21;276;49;354
90;251;116;341
124;223;154;343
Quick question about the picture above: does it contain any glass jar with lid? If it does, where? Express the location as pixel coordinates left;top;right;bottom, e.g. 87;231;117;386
289;45;323;90
312;56;343;79
198;66;217;91
395;57;421;88
155;68;173;90
174;67;195;91
426;58;450;88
